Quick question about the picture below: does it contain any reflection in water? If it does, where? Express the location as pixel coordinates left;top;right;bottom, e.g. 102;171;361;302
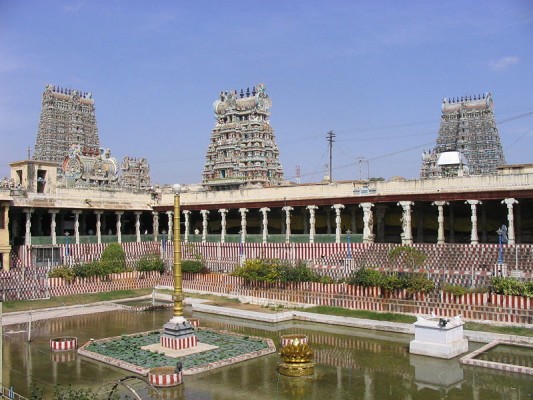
2;307;532;399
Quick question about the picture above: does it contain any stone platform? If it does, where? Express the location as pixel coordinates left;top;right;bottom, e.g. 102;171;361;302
410;316;468;359
78;329;276;376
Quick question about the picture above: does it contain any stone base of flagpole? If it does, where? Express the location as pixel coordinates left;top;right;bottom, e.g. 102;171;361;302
160;316;197;350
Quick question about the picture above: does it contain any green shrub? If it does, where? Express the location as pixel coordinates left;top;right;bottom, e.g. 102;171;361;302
346;267;383;287
136;254;164;273
232;258;329;284
100;243;126;275
279;261;321;283
403;273;434;294
73;261;103;278
380;274;405;292
443;284;469;296
48;266;75;282
181;259;208;274
491;277;530;296
232;258;279;283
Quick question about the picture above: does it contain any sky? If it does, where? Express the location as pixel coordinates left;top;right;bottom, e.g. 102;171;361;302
1;1;532;185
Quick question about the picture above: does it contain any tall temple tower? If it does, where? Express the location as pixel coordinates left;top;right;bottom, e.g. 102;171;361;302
33;84;100;164
202;84;284;190
420;92;506;178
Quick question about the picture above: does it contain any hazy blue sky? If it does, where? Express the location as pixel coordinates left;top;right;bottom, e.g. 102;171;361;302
1;1;532;184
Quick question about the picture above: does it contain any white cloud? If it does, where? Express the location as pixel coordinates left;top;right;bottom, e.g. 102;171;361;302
489;56;520;72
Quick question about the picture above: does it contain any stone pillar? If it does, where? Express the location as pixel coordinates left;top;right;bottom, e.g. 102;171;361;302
24;208;33;246
49;209;58;245
307;205;318;243
183;210;190;243
375;205;387;243
283;206;294;243
466;200;482;245
200;210;209;243
73;210;82;244
218;209;228;243
134;211;142;243
152;211;159;241
503;198;518;245
359;203;375;244
398;201;414;245
115;211;123;243
166;211;173;241
95;211;103;244
260;207;270;243
239;208;248;242
332;204;345;244
432;201;448;245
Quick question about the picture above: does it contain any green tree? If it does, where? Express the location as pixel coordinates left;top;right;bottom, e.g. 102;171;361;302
346;267;383;287
388;246;427;269
136;254;164;273
100;243;126;275
181;259;208;273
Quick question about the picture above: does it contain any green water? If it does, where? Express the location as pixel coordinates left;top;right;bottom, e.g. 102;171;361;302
2;308;532;399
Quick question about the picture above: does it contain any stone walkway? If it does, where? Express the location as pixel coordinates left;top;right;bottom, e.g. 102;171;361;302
3;294;533;345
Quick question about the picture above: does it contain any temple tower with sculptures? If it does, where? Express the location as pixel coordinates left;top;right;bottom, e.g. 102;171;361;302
30;84;150;190
202;84;284;190
34;85;100;165
420;93;505;178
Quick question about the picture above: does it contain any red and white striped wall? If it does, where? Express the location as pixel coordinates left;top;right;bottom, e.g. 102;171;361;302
50;337;78;351
160;335;198;350
148;367;183;387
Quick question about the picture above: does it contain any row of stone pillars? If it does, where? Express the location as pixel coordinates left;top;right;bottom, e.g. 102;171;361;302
20;198;519;246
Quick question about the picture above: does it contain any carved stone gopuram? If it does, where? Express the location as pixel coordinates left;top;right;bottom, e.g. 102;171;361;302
203;84;284;190
421;93;505;178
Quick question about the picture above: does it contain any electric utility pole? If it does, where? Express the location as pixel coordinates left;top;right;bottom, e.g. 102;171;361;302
327;130;335;183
